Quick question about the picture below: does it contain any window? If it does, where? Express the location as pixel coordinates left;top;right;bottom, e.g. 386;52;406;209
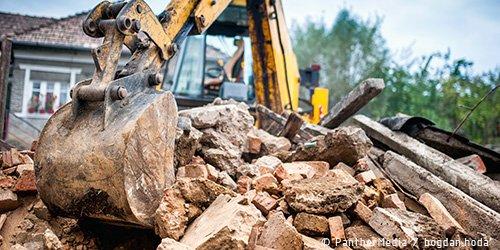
19;65;81;118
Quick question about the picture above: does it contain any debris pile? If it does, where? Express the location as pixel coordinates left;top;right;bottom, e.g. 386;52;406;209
0;99;499;249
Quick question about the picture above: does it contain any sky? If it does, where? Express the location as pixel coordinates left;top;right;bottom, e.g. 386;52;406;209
1;0;499;73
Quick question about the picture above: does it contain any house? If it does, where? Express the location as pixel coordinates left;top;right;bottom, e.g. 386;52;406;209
0;11;230;148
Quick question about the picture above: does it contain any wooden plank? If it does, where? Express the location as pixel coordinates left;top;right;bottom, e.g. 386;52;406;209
351;115;500;213
278;112;304;141
0;38;12;139
383;151;500;240
321;78;384;128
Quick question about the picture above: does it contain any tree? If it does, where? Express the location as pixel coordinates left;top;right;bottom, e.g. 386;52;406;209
292;9;499;145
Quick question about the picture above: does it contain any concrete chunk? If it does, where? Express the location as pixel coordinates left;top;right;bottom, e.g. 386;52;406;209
181;195;265;250
0;189;20;212
284;173;363;214
368;207;445;249
256;212;303;250
293;212;330;237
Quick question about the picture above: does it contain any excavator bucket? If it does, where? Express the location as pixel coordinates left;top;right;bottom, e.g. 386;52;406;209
34;0;179;228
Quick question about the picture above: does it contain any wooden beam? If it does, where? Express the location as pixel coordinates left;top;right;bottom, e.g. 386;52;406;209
321;78;384;128
351;115;500;213
383;151;500;240
278;112;304;141
0;38;12;139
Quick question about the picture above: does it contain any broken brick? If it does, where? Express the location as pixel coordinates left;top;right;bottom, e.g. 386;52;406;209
0;189;20;212
354;170;376;184
252;191;278;216
328;216;345;242
0;176;16;189
252;174;279;194
256;212;303;250
14;170;37;193
382;193;406;210
236;175;252;194
419;193;463;232
455;154;487;174
353;201;372;224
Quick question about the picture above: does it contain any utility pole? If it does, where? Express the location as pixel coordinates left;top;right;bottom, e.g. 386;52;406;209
0;37;13;139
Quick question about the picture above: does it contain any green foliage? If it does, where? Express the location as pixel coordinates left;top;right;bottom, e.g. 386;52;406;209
291;9;499;145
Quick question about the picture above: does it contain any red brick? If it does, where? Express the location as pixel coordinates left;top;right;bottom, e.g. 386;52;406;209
14;170;37;193
236;175;252;194
353;201;372;223
252;191;278;216
456;154;486;174
328;216;345;242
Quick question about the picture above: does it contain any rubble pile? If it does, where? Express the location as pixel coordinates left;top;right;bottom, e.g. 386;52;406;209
0;99;498;249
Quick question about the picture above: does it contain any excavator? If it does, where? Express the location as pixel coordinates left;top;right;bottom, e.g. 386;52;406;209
34;0;329;228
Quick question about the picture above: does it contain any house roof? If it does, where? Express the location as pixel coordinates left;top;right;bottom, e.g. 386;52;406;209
0;12;55;37
13;12;102;49
0;11;101;50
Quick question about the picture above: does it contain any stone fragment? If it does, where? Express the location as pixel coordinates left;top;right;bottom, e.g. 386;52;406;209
372;178;396;197
33;200;51;221
254;156;282;172
353;201;372;224
2;148;23;168
252;174;279;195
218;171;237;190
0;189;20;212
205;164;219;182
174;118;203;168
186;203;203;223
301;234;333;250
368;208;446;249
236;164;260;178
13;170;37;193
183;164;209;179
419;193;463;232
284;173;363;214
278;162;328;180
246;134;262;154
252;192;278;216
15;164;34;176
382;194;406;210
0;176;16;189
154;188;188;240
328;216;345;242
361;185;381;209
256;212;303;250
288;127;372;166
253;129;291;154
181;195;265;250
293;212;330;236
352;157;371;173
176;178;236;207
332;162;355;176
236;175;252;194
43;228;63;250
157;238;194;250
354;170;376;184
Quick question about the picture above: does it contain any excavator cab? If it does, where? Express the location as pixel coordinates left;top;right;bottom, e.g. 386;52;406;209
163;4;254;108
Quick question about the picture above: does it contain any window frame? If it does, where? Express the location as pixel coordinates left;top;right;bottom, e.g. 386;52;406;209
17;64;82;119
